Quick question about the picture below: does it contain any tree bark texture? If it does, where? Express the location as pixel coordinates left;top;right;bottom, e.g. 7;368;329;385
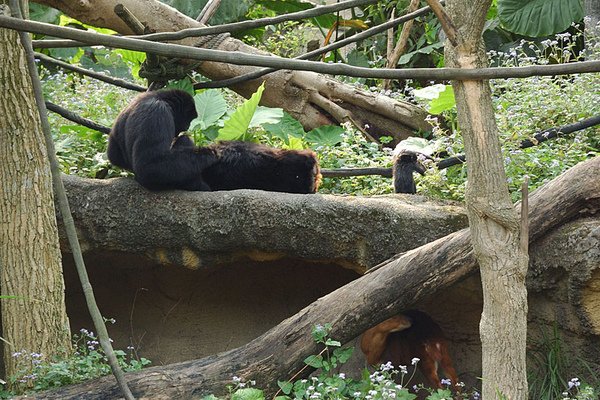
33;0;432;143
28;157;600;400
444;1;529;398
0;2;70;381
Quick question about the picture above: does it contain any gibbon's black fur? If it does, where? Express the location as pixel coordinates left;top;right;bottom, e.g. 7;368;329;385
109;90;320;193
107;89;217;191
203;141;321;194
392;150;426;194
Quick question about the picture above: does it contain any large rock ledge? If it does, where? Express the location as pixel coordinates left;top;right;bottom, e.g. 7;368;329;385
58;175;468;273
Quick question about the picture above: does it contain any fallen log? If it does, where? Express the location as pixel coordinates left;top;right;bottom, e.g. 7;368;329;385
34;157;600;399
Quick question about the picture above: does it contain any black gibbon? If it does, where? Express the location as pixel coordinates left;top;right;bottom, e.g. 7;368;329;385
392;150;426;194
108;90;320;193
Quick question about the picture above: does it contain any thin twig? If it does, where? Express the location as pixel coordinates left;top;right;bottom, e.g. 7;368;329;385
3;16;600;81
8;1;135;399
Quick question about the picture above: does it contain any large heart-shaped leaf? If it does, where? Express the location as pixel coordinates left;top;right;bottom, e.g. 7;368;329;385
217;83;265;141
190;90;228;131
304;125;344;146
498;0;584;37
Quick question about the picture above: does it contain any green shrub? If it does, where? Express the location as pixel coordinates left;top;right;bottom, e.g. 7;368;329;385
5;327;150;395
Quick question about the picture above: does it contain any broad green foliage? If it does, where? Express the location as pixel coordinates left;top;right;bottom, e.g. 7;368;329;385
190;90;229;131
395;137;439;156
498;0;584;37
218;83;266;140
167;78;196;95
413;84;456;115
186;86;344;148
29;3;60;24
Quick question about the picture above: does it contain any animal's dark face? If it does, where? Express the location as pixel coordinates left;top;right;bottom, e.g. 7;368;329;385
157;89;198;133
399;153;426;175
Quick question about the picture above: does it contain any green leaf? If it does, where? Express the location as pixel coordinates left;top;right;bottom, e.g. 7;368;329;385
428;86;456;115
324;339;341;347
249;106;284;128
398;42;443;65
286;136;305;150
425;388;453;400
263;112;306;143
259;0;336;27
231;388;264;400
304;354;323;368
395;137;438;156
167;79;195;96
346;50;370;68
30;4;61;23
413;84;456;114
277;380;293;395
217;83;265;141
305;125;344;146
333;347;354;364
191;90;228;131
498;0;584;37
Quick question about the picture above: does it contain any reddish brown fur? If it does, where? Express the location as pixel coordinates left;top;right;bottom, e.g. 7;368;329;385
360;315;412;365
360;310;459;390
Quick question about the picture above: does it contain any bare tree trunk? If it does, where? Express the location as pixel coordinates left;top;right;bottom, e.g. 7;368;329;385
33;0;432;143
443;0;528;398
0;1;71;384
585;0;600;59
26;156;600;400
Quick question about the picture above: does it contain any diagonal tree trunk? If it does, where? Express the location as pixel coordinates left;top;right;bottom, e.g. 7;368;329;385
0;0;71;385
34;0;432;143
27;157;600;399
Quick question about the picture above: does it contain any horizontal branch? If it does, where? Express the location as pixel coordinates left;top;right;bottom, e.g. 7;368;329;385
3;16;600;80
32;39;88;48
321;167;393;178
45;102;111;134
35;52;146;92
